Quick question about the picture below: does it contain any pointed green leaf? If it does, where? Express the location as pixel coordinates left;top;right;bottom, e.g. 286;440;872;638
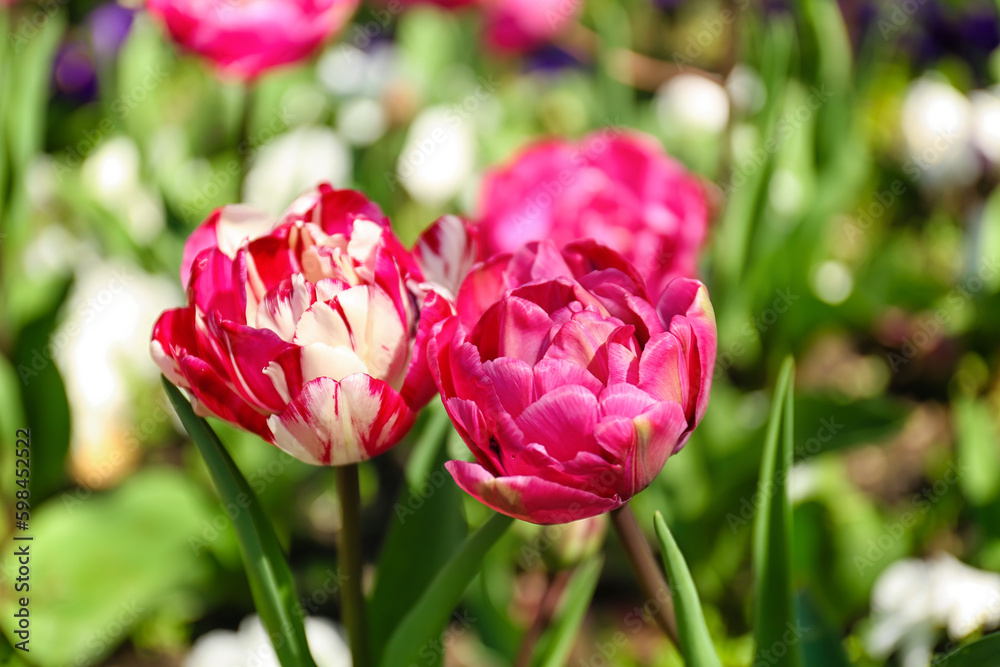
368;404;466;661
378;512;514;667
752;357;801;667
163;379;317;667
653;512;722;667
531;556;605;667
935;632;1000;666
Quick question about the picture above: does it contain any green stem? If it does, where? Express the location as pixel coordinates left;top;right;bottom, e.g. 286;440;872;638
610;504;679;647
336;464;372;667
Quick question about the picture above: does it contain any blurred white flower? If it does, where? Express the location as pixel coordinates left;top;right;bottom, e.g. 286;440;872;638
656;74;730;134
318;43;399;98
242;126;352;217
868;554;1000;667
81;135;165;242
900;78;978;188
185;616;350;667
397;106;476;205
811;260;853;305
337;97;388;146
726;64;766;114
971;88;1000;165
53;259;180;487
82;136;141;201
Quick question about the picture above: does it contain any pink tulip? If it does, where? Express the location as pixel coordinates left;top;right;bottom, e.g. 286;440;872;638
477;131;709;299
152;184;466;465
481;0;580;53
397;0;578;54
428;240;716;524
146;0;357;80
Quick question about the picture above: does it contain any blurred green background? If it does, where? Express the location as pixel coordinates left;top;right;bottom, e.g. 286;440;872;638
2;0;1000;665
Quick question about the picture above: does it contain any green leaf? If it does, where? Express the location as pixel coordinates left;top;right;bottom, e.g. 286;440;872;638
752;357;802;667
530;556;604;667
163;379;317;667
935;632;1000;666
368;405;466;661
793;590;849;667
954;397;1000;506
379;512;514;667
1;469;216;666
653;512;722;667
11;279;74;502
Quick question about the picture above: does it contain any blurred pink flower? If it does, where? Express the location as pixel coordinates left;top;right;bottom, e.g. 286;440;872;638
152;185;466;465
428;240;716;524
399;0;579;53
477;131;709;299
146;0;357;80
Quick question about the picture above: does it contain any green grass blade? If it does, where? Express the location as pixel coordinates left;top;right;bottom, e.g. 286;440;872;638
531;556;605;667
752;357;801;667
379;512;514;667
653;512;722;667
935;632;1000;666
163;379;317;667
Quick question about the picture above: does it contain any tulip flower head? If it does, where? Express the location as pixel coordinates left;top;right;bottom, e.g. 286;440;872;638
146;0;358;80
478;131;709;299
152;185;468;465
428;240;716;524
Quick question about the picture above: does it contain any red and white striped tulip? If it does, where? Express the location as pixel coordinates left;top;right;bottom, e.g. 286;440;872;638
152;184;469;465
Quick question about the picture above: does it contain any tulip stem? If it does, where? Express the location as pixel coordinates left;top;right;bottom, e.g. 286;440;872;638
514;568;573;667
336;463;372;667
610;504;679;646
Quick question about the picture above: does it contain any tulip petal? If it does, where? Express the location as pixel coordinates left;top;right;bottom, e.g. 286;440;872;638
151;307;199;388
176;355;272;441
414;214;478;300
533;358;603;396
637;331;689;406
180;205;275;289
625;401;688;495
514;385;600;461
401;290;454;408
471;356;532;418
445;460;621;524
217;320;296;412
268;374;415;466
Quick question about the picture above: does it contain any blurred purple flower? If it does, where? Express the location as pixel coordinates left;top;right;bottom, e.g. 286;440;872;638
88;3;135;59
53;42;97;101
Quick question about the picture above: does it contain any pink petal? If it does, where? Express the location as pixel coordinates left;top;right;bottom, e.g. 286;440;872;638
637;331;689;406
445;460;621;525
175;355;272;441
481;356;536;418
151;307;198;387
514;385;599;461
401;289;454;409
180;205;275;289
532;358;603;397
455;254;512;328
620;401;688;496
599;383;658;419
217;320;296;412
